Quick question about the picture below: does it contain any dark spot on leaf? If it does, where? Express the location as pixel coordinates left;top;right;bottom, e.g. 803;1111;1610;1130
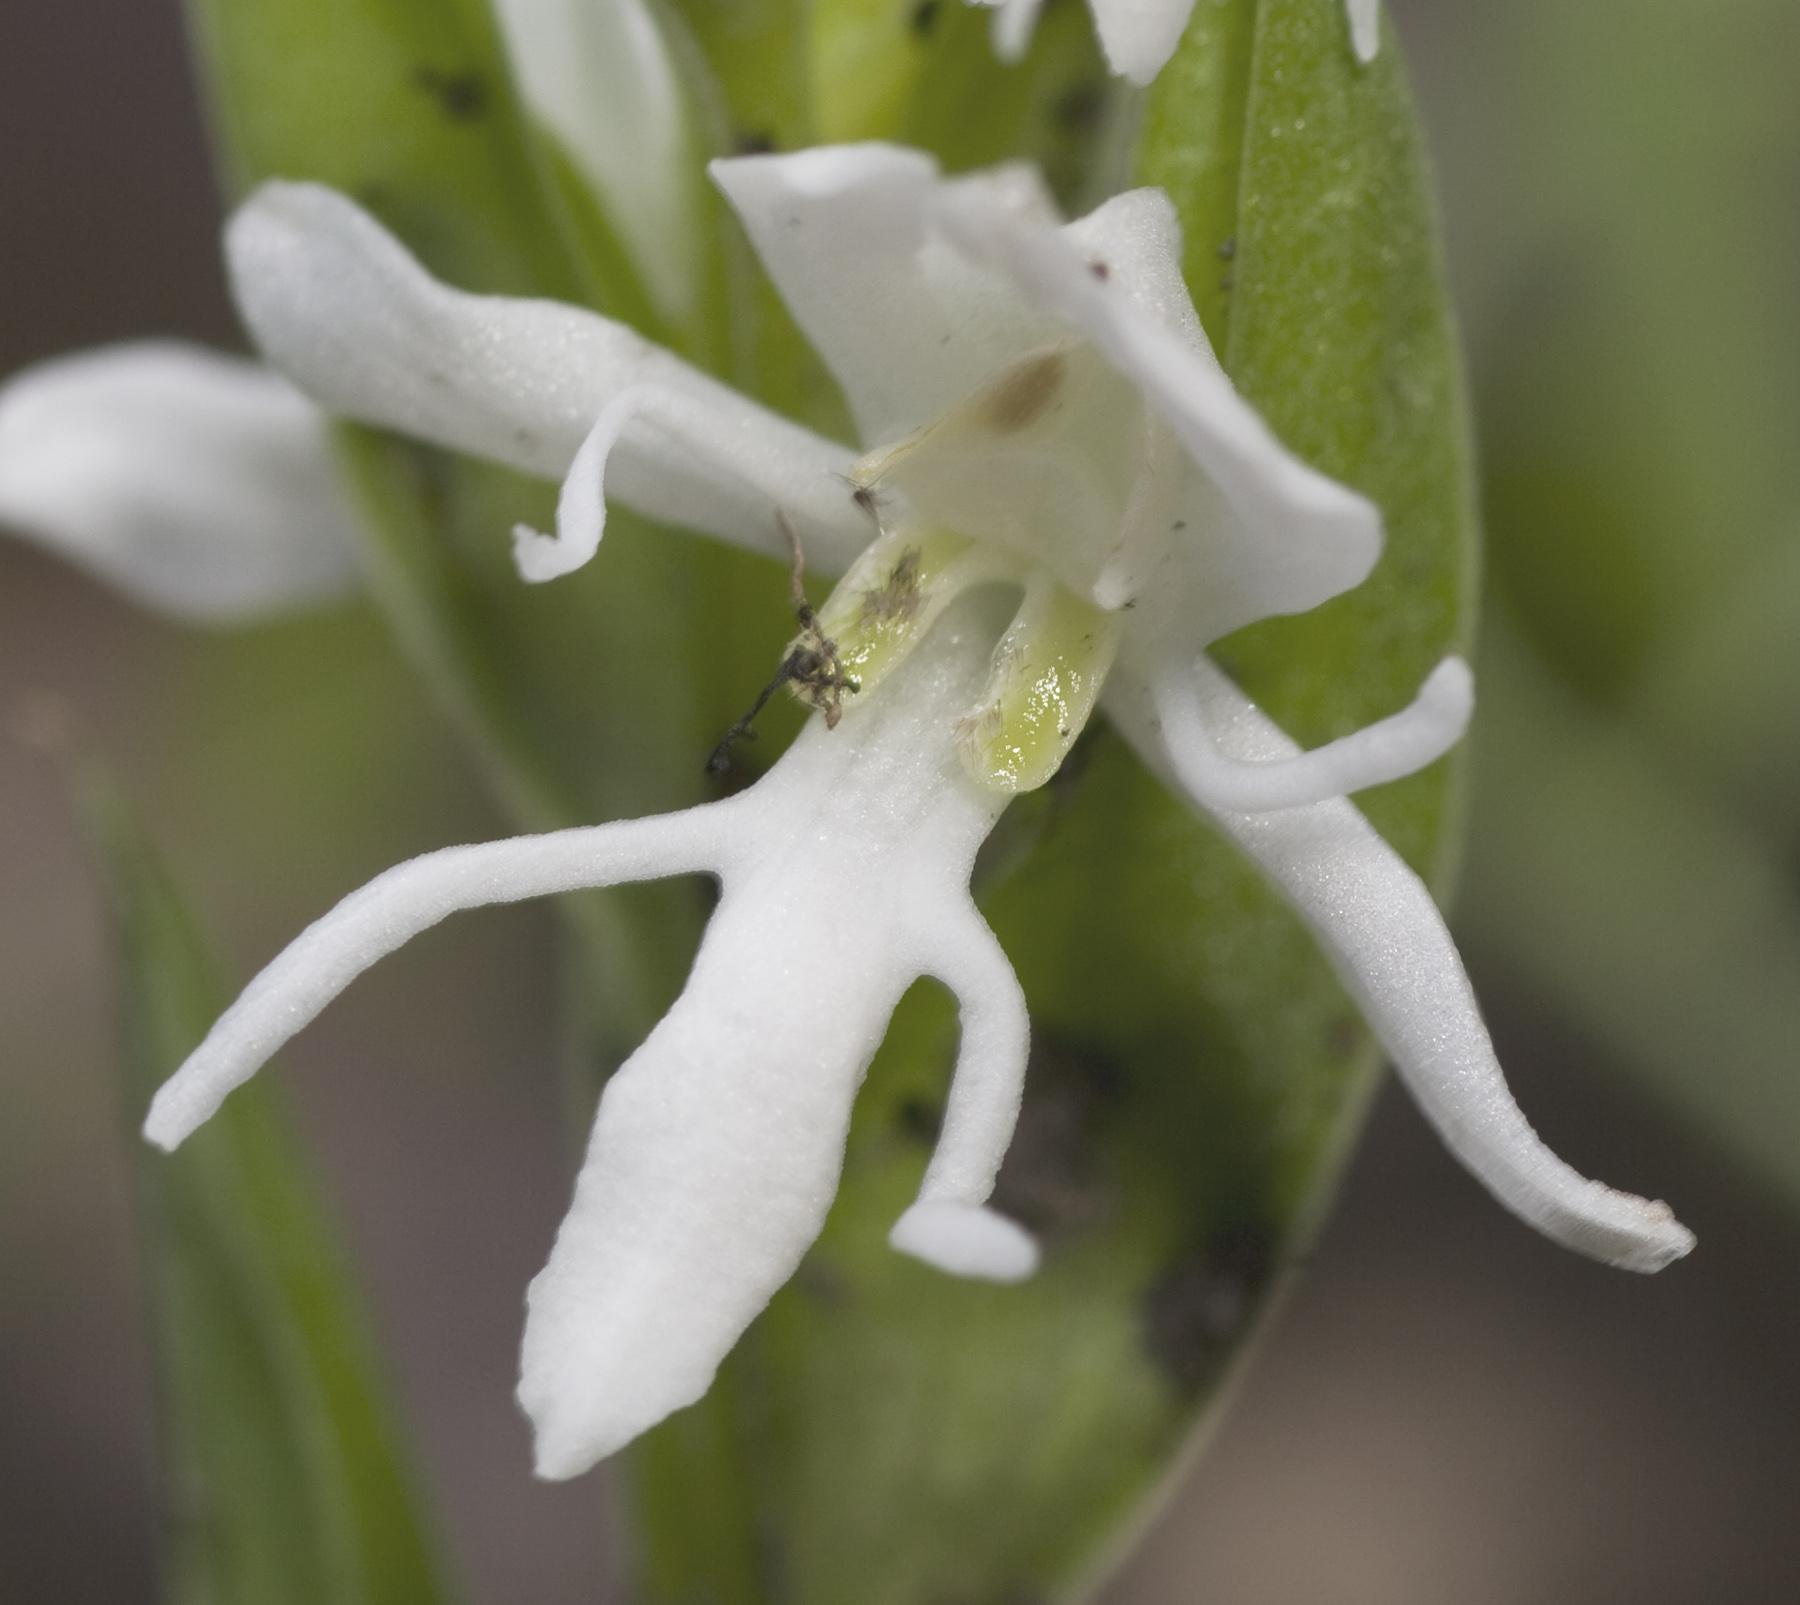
1052;81;1105;132
1088;258;1111;282
910;0;941;35
990;1037;1123;1238
897;1096;942;1144
1219;271;1236;292
413;67;487;122
1218;234;1237;262
735;130;778;156
1141;1218;1278;1394
1325;1012;1364;1060
792;1258;850;1308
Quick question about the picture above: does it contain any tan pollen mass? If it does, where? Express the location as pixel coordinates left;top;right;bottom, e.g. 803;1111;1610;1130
980;349;1068;435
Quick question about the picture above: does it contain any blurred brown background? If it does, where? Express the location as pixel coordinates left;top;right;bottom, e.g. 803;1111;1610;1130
2;2;1795;1601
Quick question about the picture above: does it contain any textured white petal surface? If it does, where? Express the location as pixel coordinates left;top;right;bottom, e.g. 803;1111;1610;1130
0;342;358;620
1346;0;1381;62
143;810;729;1151
226;183;866;572
1088;0;1198;85
1150;650;1473;811
493;0;700;323
1108;656;1695;1273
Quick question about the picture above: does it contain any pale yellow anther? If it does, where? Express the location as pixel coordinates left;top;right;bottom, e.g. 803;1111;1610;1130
802;525;1021;710
957;575;1121;794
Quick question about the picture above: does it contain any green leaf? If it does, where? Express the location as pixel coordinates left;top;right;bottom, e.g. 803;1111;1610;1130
87;780;450;1605
635;5;1477;1602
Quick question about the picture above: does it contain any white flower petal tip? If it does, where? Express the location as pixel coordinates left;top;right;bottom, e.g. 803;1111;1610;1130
0;343;359;621
142;1097;192;1155
1556;1189;1694;1275
890;1201;1040;1283
1347;0;1381;63
1088;0;1198;85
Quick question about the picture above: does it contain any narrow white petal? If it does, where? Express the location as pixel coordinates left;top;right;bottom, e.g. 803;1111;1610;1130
493;0;700;323
1088;0;1198;85
1347;0;1381;63
0;342;358;621
889;901;1038;1282
142;808;730;1151
711;146;1064;444
1108;655;1696;1273
1151;651;1473;812
226;183;866;572
930;174;1383;637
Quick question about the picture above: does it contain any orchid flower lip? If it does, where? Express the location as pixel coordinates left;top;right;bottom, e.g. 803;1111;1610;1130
123;137;1693;1479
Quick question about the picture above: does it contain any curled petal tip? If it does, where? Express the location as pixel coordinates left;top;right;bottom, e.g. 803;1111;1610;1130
1421;654;1475;724
510;522;575;584
890;1200;1040;1283
1602;1197;1696;1274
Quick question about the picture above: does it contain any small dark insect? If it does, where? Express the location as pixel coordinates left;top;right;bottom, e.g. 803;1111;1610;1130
734;130;777;157
1088;258;1112;282
910;0;941;36
706;516;860;777
851;483;882;521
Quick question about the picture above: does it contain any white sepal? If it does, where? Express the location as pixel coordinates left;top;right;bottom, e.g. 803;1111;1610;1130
0;342;358;621
226;183;867;573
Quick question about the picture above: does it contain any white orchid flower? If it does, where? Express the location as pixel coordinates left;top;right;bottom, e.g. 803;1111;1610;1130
123;143;1689;1481
974;0;1381;88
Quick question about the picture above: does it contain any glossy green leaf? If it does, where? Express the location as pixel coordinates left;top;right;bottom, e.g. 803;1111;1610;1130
636;4;1477;1602
88;780;449;1605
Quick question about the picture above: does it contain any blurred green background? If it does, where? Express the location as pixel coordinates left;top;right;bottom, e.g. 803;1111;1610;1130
2;0;1796;1600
